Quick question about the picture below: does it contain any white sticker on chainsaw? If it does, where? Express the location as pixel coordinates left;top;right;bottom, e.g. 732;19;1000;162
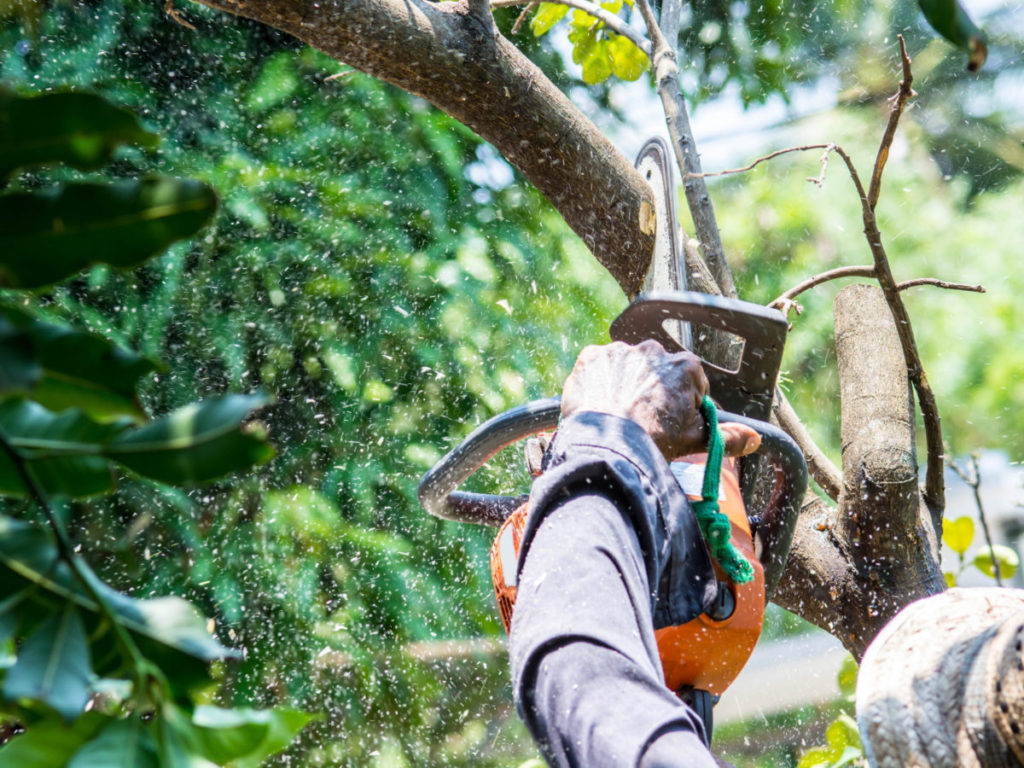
670;461;725;501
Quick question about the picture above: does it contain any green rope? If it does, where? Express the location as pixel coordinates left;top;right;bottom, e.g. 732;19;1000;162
691;395;754;585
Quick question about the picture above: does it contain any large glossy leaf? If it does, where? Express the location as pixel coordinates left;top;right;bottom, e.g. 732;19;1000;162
0;90;157;182
0;711;107;768
68;716;159;768
0;517;240;668
191;706;315;767
0;178;217;289
105;394;274;485
0;306;154;422
917;0;987;71
0;399;123;498
3;603;92;721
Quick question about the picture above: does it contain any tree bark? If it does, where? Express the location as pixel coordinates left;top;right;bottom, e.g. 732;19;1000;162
773;285;944;659
192;0;656;296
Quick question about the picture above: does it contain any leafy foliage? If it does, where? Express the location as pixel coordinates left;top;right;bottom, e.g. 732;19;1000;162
0;89;301;766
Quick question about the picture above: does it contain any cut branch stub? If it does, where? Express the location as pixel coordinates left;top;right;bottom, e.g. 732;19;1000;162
192;0;657;296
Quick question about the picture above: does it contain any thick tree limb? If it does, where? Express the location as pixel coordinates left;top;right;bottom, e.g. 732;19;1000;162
192;0;657;296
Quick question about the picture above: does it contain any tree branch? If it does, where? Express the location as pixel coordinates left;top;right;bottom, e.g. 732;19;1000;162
772;390;842;501
193;0;657;296
770;267;986;307
491;0;650;53
687;144;833;180
855;40;944;514
635;0;736;300
868;36;915;212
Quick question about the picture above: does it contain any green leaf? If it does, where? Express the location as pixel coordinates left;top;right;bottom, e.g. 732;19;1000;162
837;654;858;699
3;603;92;721
68;716;159;768
917;0;987;71
0;712;107;768
943;515;974;555
105;394;274;485
578;37;614;85
607;34;648;81
0;306;155;422
974;544;1020;580
0;517;239;671
0;399;122;498
191;706;314;767
0;90;157;182
0;312;41;394
944;570;957;587
0;178;217;289
530;3;569;36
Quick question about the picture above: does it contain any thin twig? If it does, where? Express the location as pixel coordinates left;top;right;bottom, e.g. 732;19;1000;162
491;0;650;52
164;0;197;30
325;69;359;82
868;36;916;212
687;144;833;180
948;455;1003;587
897;278;985;293
635;0;736;298
511;0;540;34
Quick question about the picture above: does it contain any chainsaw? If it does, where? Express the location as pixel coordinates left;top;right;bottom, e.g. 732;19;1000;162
418;138;808;741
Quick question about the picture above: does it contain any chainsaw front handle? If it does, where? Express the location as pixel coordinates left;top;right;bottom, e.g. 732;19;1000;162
418;399;807;599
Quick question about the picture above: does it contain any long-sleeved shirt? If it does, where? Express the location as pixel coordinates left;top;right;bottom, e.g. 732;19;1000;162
508;411;721;768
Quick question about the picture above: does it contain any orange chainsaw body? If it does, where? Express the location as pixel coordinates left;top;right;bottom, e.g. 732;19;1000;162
490;454;765;697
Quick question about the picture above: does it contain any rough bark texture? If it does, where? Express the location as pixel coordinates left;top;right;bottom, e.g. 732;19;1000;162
773;285;944;659
858;588;1024;767
193;0;656;296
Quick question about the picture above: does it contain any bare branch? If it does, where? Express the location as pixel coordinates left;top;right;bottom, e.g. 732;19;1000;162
773;390;842;501
687;144;833;180
165;0;197;29
491;0;650;52
772;266;877;306
868;35;915;212
511;1;539;34
897;278;985;293
635;0;736;299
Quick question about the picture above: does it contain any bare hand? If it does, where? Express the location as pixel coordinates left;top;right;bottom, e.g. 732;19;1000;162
561;340;761;461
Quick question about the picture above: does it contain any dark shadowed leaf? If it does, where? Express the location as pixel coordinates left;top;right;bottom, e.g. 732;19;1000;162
0;399;123;498
0;306;154;422
0;311;41;394
917;0;988;71
0;178;217;289
3;603;92;721
68;716;160;768
0;90;157;182
105;394;274;485
0;712;107;768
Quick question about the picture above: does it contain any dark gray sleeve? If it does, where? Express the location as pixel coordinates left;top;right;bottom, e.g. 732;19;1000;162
507;412;720;768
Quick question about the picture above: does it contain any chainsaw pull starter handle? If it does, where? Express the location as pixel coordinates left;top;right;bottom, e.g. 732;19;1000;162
417;398;806;599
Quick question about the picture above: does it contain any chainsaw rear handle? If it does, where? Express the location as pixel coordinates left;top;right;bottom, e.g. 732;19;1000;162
417;398;806;599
